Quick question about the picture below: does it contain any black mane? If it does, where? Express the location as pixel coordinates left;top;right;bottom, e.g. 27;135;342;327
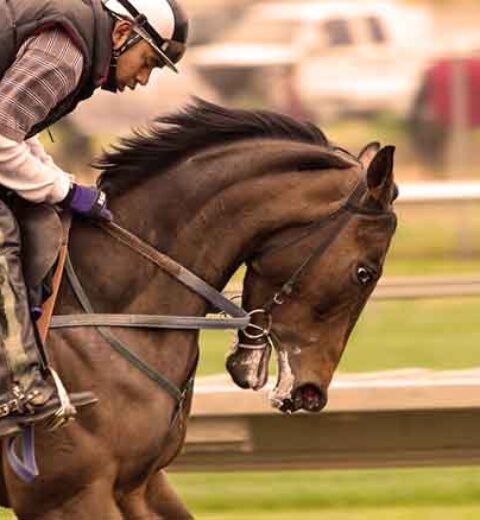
96;98;343;196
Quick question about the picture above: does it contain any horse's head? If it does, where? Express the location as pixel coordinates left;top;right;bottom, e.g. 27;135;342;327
226;143;398;413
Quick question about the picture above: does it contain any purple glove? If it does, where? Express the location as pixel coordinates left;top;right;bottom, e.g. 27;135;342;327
63;184;113;221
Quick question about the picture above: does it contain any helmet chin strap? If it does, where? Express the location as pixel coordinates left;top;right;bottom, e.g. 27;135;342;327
101;32;142;93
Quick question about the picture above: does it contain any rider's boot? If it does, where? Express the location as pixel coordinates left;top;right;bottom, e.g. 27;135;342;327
0;200;97;438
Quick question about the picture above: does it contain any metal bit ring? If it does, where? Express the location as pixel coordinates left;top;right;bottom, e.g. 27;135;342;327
243;309;272;340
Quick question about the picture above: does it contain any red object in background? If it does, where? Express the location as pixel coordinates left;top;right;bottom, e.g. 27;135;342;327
426;57;480;128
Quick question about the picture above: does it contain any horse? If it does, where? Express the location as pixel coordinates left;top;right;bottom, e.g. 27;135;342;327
0;99;397;518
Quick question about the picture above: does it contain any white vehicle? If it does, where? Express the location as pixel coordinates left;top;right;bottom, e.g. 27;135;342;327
190;0;433;119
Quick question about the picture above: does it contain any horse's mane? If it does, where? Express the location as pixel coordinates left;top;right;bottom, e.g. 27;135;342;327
96;98;354;196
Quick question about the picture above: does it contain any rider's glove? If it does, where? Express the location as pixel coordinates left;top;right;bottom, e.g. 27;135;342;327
62;183;113;221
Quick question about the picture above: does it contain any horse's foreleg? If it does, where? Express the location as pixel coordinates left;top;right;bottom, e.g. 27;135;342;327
145;469;193;519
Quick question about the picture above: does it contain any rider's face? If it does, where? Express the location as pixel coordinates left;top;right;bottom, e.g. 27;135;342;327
112;21;164;92
116;40;163;92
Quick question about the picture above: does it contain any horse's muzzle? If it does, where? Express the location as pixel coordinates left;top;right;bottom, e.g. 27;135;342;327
280;384;327;413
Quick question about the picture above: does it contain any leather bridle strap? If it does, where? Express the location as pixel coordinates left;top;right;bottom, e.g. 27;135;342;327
266;209;351;307
262;180;373;308
101;221;249;323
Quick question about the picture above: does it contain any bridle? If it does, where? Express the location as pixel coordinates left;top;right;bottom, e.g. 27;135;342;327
50;176;394;405
236;178;395;352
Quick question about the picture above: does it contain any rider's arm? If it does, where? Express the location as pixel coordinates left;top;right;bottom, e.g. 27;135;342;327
25;136;56;166
0;27;84;203
0;135;72;203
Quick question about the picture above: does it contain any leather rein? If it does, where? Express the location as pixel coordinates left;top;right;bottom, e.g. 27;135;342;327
50;178;392;403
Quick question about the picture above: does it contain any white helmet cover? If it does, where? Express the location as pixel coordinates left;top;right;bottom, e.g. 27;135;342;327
102;0;188;71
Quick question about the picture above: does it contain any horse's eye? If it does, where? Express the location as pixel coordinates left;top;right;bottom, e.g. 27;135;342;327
356;266;374;286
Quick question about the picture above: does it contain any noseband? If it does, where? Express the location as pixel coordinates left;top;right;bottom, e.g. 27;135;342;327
237;179;395;352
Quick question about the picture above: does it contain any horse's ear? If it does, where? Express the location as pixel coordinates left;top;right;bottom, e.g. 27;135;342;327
366;146;395;206
358;141;381;169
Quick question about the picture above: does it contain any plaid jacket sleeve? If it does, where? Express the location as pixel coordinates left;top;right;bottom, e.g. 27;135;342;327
0;28;84;203
0;27;84;142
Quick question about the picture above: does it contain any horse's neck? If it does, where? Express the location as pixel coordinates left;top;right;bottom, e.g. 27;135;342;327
64;143;358;320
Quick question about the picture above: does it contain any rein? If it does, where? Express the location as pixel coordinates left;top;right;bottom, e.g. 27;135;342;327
52;222;251;332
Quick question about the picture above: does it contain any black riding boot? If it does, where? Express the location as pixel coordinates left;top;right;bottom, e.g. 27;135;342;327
0;200;96;438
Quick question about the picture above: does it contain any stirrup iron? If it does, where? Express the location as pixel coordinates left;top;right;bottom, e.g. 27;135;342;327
46;367;77;430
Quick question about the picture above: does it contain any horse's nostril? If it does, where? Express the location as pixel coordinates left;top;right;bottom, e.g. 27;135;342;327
279;398;295;414
296;384;327;412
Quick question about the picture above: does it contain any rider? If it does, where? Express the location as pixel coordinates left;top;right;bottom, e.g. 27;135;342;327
0;0;188;437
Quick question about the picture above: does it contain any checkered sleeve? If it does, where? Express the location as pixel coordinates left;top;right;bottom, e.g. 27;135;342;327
0;27;84;142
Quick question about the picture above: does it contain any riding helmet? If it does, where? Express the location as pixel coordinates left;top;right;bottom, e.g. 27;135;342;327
102;0;189;72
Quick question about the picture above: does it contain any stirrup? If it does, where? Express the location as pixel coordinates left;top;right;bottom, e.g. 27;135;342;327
0;368;98;435
47;367;77;430
16;367;98;432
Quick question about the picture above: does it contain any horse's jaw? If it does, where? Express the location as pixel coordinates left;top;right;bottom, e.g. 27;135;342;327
226;342;271;391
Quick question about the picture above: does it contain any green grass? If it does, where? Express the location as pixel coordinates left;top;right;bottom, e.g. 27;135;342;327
195;508;480;520
168;467;480;518
3;467;480;519
199;297;480;376
341;298;480;372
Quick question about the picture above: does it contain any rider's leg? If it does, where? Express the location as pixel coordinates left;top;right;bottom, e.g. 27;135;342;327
0;200;94;437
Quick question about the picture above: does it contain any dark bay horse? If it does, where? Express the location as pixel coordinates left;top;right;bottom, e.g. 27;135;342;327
0;100;397;518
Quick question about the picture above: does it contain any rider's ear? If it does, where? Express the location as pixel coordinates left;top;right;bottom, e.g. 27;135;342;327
366;146;395;207
358;141;381;169
112;20;135;50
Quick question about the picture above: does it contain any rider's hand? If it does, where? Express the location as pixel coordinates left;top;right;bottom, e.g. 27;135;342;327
62;183;113;221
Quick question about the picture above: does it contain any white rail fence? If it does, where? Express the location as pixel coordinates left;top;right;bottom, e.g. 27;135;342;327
398;181;480;203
